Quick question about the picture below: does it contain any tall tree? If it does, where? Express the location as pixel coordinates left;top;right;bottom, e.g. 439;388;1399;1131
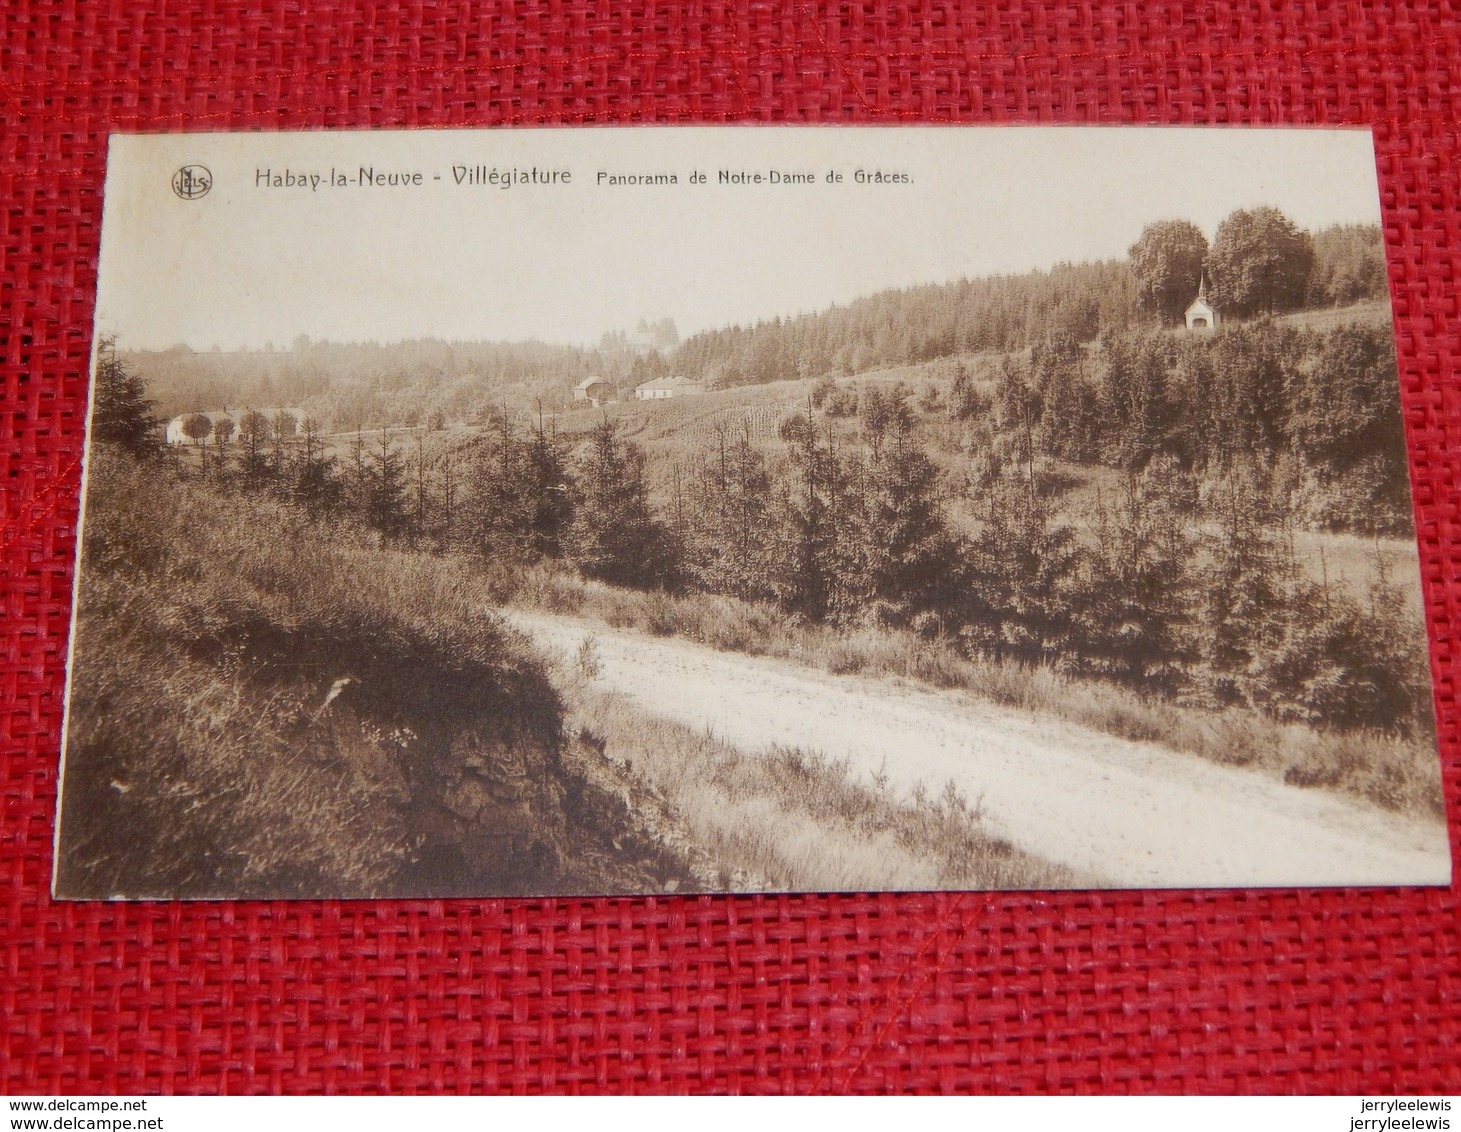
1306;223;1388;307
774;412;847;622
1128;220;1210;326
1207;207;1315;318
181;413;212;446
993;356;1041;479
1033;333;1099;463
237;410;274;488
465;413;572;562
91;339;160;458
180;413;212;474
684;425;776;602
291;416;339;513
1190;460;1295;706
523;410;573;558
351;429;409;542
1082;464;1197;691
963;478;1086;665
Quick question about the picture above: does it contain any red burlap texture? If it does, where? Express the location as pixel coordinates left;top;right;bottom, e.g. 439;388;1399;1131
3;0;1459;1095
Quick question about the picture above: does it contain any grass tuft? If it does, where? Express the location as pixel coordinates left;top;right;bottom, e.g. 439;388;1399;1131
559;686;1082;892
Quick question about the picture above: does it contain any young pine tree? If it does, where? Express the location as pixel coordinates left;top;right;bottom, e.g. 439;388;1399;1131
1189;461;1295;707
857;407;964;627
237;410;276;491
566;420;677;590
963;476;1087;666
90;338;161;459
291;416;339;514
683;425;777;602
774;412;859;623
465;412;572;563
1082;462;1198;692
360;429;410;542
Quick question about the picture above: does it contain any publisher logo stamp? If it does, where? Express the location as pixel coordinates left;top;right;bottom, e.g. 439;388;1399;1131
171;165;212;200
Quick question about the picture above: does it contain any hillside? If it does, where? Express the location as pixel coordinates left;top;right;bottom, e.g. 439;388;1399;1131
63;443;1082;896
121;216;1388;440
66;276;1444;899
57;449;710;898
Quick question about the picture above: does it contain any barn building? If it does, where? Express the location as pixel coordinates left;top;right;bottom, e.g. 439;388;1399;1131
573;376;613;405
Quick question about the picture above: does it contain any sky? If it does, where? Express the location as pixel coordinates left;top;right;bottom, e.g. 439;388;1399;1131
95;126;1387;352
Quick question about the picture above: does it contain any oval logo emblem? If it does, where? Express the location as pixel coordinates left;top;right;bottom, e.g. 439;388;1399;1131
171;165;212;200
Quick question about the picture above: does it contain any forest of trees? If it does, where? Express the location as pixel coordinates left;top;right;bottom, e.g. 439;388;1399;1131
100;302;1427;739
674;260;1140;388
129;337;618;432
673;218;1387;389
125;216;1388;437
665;321;1423;733
1128;213;1388;326
997;321;1411;534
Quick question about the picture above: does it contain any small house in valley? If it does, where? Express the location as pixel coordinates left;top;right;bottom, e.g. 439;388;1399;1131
573;375;613;405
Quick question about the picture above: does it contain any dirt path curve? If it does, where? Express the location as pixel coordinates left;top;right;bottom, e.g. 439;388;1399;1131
506;611;1452;889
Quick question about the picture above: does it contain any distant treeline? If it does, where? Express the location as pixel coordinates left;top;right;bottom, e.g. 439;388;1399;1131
674;261;1138;388
129;338;621;432
123;222;1387;430
676;222;1387;389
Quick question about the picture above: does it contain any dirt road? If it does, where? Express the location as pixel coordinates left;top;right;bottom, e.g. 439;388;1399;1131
507;611;1452;889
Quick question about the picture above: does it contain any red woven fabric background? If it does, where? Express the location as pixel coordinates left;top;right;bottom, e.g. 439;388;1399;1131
3;0;1459;1095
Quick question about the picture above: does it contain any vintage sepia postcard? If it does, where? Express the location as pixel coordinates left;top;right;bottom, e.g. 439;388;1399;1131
58;126;1451;899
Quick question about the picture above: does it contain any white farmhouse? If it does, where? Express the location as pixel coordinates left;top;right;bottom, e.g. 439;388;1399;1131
633;375;705;400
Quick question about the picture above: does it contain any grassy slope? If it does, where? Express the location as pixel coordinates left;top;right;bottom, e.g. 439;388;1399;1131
58;451;704;898
1276;299;1393;332
64;450;1061;898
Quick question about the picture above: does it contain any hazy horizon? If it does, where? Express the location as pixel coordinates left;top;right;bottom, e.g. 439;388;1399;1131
106;254;1132;355
96;127;1387;354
